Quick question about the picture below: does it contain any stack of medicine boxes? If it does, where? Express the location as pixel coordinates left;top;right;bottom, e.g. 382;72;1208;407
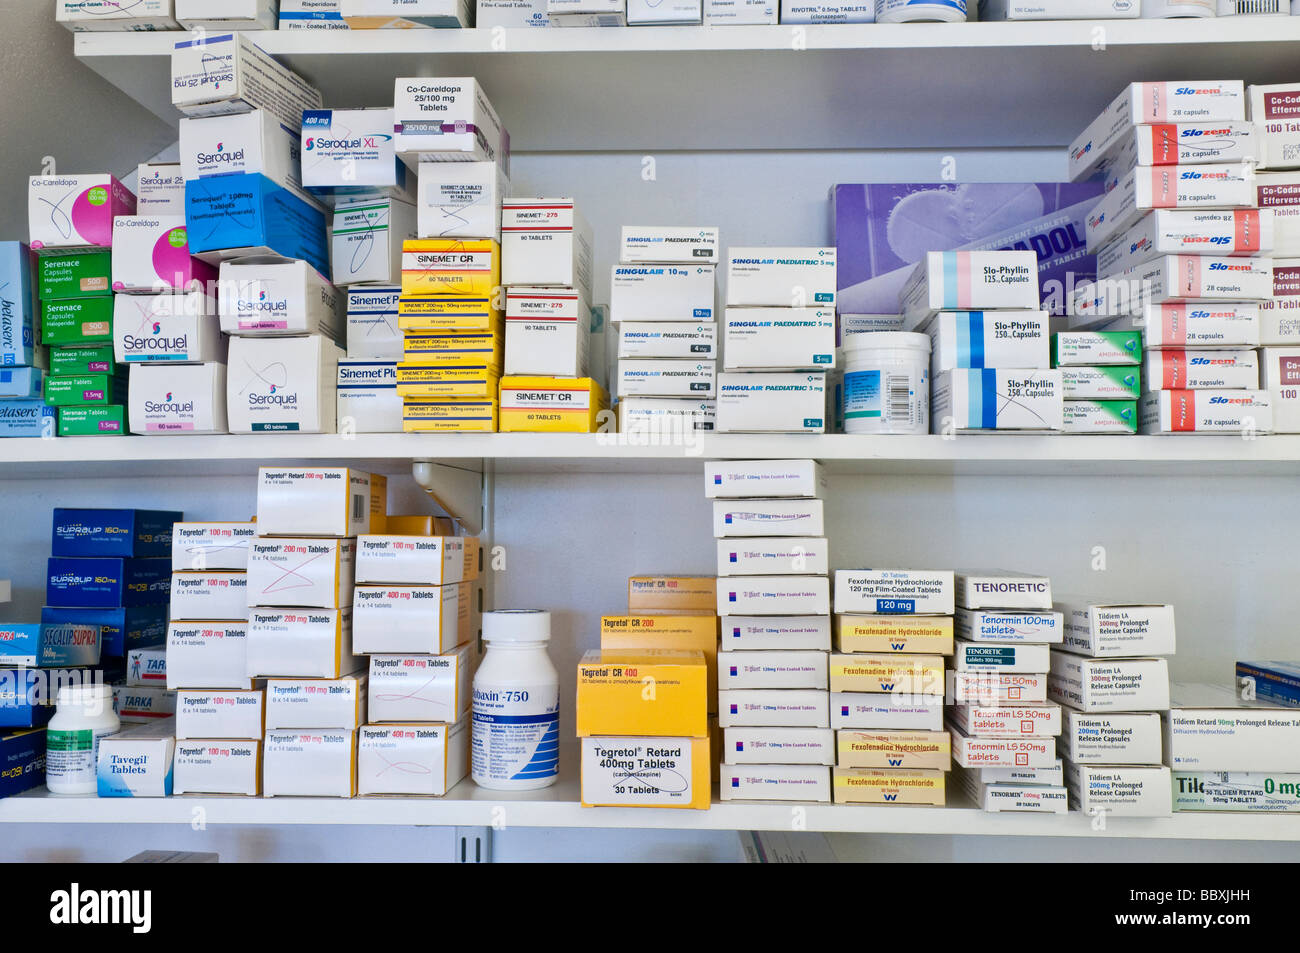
947;571;1066;813
169;518;263;797
1052;330;1143;435
711;460;833;804
500;197;607;433
830;567;952;807
45;509;178;722
353;525;474;797
392;76;508;433
905;250;1061;434
300;105;417;435
718;247;836;434
0;242;53;438
1065;80;1275;435
247;467;387;798
612;226;720;436
29;173;136;437
1050;601;1175;817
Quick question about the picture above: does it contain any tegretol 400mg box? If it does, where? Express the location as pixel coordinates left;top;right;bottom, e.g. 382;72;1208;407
833;569;955;615
359;718;471;797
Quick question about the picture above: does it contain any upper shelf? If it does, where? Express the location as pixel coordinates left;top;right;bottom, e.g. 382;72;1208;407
2;432;1300;478
75;20;1300;152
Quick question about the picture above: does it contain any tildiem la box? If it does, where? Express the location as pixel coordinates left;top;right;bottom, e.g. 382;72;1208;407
1064;762;1172;817
1060;603;1176;657
832;569;955;615
1173;772;1300;813
832;767;945;805
1060;709;1163;765
1048;652;1170;712
836;730;950;770
255;467;387;537
247;538;356;609
576;650;707;738
835;615;954;655
358;718;471;797
581;736;711;809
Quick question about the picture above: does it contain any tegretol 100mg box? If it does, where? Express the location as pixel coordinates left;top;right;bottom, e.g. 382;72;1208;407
266;674;366;730
171;522;256;572
833;569;955;615
174;739;261;795
175;689;265;740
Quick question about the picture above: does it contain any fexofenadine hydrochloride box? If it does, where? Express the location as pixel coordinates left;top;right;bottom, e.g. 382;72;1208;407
833;569;954;615
955;570;1053;610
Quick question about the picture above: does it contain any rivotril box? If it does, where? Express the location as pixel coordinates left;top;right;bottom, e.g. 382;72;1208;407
628;0;702;23
1166;683;1300;772
368;645;475;724
1144;349;1259;391
715;372;827;433
610;265;716;323
616;359;714;398
1085;165;1259;252
392;77;508;168
1173;772;1300;812
955;570;1052;611
832;767;945;805
618;322;716;359
716;537;828;576
836;615;954;655
620;226;720;264
166;622;251;690
1096;209;1275;277
255;467;387;537
246;538;356;609
704;459;824;499
836;730;950;770
712;499;824;537
947;671;1049;705
265;674;366;730
725;247;836;308
954;609;1062;644
128;363;228;436
1064;762;1172;816
246;608;354;679
723;727;834;765
719;689;828;728
175;689;264;740
1139;389;1272;434
899;251;1040;330
948;703;1061;738
352;583;467;655
716;575;829;616
417;161;506;240
928;310;1050;372
931;370;1064;432
171;32;323;129
1060;603;1176;657
722;615;831;651
830;693;943;731
949;725;1057;768
1060;709;1163;764
1048;652;1170;712
173;740;261;795
358;719;470;797
829;654;944;694
354;535;463;585
1250;83;1300;170
263;729;356;797
722;308;836;371
832;569;955;616
504;287;589;377
721;763;831;801
954;641;1050;674
168;573;250;621
226;335;342;435
719;650;828;690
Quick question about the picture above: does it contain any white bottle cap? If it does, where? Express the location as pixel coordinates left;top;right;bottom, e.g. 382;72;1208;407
482;610;551;643
57;683;113;708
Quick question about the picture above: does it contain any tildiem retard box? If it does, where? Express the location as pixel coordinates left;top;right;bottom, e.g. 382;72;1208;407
580;736;711;809
576;650;708;738
836;730;951;770
600;615;719;706
832;767;946;805
836;615;954;655
627;575;716;615
498;377;609;433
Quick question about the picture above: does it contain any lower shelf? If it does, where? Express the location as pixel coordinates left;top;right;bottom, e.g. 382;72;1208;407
4;780;1296;839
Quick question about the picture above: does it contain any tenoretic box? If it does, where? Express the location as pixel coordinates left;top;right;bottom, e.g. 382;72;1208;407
725;247;836;308
949;724;1057;768
712;499;824;538
171;32;322;130
1049;652;1170;712
1060;709;1163;764
51;508;180;559
28;174;136;251
719;650;827;690
175;689;264;740
929;310;1050;372
954;609;1062;644
836;615;954;655
255;467;386;537
832;569;954;616
1065;762;1172;816
704;459;824;499
722;308;835;371
900;251;1039;330
1166;682;1300;772
265;674;366;730
352;583;468;655
717;576;829;616
955;570;1052;611
716;537;828;577
46;557;170;608
722;615;830;652
953;641;1050;673
576;650;707;737
718;689;828;728
1060;603;1176;657
932;369;1064;432
246;607;355;678
358;718;471;797
1145;349;1259;391
247;538;356;609
173;739;261;795
392;77;509;169
1096;209;1274;277
1139;389;1272;434
166;622;251;690
168;573;249;621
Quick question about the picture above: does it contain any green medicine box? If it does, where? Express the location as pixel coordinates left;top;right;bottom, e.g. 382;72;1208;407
41;297;114;346
43;373;126;407
38;250;113;301
48;344;117;376
57;404;127;437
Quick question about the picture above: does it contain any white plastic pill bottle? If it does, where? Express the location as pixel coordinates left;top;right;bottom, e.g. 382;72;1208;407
876;0;968;22
46;683;119;796
471;610;560;791
842;332;931;435
1144;0;1215;16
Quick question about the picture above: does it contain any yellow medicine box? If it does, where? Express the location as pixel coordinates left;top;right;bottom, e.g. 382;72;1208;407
580;735;711;810
404;330;504;369
836;730;952;771
833;767;947;805
829;653;945;694
836;615;955;655
499;377;609;433
628;575;717;615
396;363;499;399
601;615;720;704
462;537;481;580
398;296;504;333
576;649;708;739
384;515;457;537
401;239;500;297
403;399;498;432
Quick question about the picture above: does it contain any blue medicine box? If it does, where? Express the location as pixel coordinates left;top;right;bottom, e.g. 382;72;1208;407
185;173;329;277
0;622;101;668
0;671;54;729
0;241;36;367
41;605;167;658
1236;661;1300;708
0;399;54;438
51;508;183;558
46;557;172;608
0;366;41;399
0;728;46;797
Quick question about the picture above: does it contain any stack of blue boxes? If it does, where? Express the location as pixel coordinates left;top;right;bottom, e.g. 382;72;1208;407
0;241;53;438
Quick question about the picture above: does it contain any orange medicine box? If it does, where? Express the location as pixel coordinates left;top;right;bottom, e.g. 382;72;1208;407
576;649;708;738
627;575;716;615
601;615;719;705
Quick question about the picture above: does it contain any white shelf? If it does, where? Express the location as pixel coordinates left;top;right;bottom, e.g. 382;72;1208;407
2;779;1296;838
75;21;1300;151
2;433;1300;479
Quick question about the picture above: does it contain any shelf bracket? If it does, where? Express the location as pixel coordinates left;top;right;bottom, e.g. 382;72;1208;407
453;826;493;863
411;461;485;536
